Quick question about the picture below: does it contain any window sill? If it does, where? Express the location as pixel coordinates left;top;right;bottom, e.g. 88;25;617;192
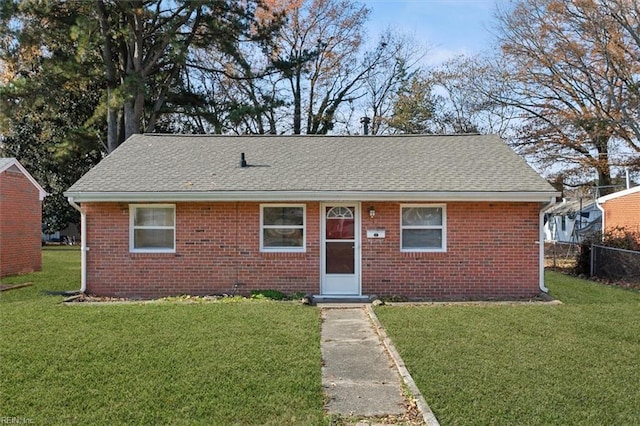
129;251;178;258
401;249;447;255
260;251;307;257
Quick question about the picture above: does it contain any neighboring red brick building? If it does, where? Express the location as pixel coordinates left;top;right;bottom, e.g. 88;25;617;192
598;186;640;234
0;158;47;278
65;134;558;300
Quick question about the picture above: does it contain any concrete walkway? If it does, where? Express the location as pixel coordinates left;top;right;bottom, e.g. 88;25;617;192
320;305;406;417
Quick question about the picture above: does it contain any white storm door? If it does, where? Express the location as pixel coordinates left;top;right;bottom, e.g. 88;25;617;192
321;204;360;295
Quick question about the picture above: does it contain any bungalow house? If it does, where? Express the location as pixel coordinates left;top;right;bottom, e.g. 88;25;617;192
597;185;640;234
64;134;558;300
0;158;48;277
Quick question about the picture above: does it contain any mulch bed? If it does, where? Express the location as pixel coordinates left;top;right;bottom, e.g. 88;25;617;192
63;293;130;303
63;293;239;304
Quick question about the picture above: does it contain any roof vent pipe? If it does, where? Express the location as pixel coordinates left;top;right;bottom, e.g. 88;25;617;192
240;153;247;168
626;167;630;189
360;117;371;135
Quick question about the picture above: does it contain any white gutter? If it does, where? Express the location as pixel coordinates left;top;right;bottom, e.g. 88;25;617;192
539;197;557;293
63;190;559;203
67;197;87;293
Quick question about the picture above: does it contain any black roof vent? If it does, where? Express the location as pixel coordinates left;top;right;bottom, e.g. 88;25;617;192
360;116;371;135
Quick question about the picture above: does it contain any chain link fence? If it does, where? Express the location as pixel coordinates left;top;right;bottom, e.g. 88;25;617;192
591;244;640;282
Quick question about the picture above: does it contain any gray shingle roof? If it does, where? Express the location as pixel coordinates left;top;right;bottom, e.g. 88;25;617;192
66;134;556;199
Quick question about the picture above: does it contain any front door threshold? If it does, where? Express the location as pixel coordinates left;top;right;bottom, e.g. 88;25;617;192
313;295;371;303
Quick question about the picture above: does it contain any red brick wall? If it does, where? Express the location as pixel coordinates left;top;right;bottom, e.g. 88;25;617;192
603;192;640;233
84;201;542;300
84;202;321;298
361;202;540;300
0;169;42;277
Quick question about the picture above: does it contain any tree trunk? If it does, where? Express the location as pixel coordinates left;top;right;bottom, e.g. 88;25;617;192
595;135;614;196
124;100;139;139
97;0;120;153
107;106;118;153
292;69;302;134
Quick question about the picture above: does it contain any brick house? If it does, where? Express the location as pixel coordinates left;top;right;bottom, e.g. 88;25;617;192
65;134;558;300
0;158;47;278
597;186;640;234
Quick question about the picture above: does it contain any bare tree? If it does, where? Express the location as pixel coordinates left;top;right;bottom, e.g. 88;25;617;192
588;0;640;170
493;0;640;192
430;55;518;135
358;31;429;135
271;0;371;134
196;0;412;135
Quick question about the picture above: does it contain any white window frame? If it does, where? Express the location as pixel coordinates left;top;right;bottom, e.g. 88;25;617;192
400;204;447;253
260;204;306;253
129;204;176;253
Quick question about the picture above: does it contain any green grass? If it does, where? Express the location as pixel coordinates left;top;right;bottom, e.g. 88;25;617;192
7;252;639;425
375;271;640;425
1;249;323;424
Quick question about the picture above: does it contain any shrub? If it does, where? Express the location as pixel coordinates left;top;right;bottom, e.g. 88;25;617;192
575;227;640;275
380;294;409;303
575;232;599;276
250;289;287;300
602;227;640;251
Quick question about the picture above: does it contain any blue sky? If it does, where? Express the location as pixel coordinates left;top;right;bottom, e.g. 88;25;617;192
367;0;498;65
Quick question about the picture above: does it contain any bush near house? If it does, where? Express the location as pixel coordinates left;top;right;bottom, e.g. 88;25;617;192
575;227;640;276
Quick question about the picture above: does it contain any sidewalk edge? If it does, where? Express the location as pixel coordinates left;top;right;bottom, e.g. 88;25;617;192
366;305;440;426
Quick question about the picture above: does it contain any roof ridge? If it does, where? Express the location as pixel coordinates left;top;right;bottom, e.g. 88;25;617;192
139;133;486;138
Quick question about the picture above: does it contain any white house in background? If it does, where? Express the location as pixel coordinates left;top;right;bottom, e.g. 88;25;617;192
544;198;601;243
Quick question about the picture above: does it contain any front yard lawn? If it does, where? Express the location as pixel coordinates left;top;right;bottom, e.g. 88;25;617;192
6;250;639;425
375;271;640;425
0;249;323;424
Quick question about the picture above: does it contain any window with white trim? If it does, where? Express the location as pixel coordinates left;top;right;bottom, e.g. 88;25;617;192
130;205;176;252
400;204;446;252
260;204;305;252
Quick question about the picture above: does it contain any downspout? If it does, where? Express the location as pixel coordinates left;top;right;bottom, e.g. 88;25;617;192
539;197;557;293
593;198;607;278
595;197;606;238
67;197;87;293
